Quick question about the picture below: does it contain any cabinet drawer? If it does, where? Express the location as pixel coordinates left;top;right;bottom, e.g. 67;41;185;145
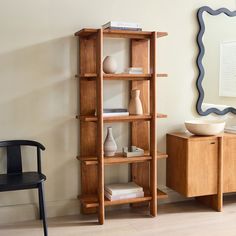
187;140;218;197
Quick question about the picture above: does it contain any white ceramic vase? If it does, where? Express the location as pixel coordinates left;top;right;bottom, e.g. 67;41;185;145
104;127;117;156
103;56;117;74
128;89;143;115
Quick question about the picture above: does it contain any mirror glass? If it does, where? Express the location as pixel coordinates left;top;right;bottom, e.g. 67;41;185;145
197;7;236;115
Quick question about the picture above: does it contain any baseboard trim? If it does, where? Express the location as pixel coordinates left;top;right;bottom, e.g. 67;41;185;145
0;199;81;225
0;187;190;224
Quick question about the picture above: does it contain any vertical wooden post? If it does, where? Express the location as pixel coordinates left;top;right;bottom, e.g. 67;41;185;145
130;39;150;194
79;36;98;214
150;32;157;216
217;136;223;211
97;29;104;224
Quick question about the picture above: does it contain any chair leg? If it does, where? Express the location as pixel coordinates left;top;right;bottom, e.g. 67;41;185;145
39;182;48;236
38;186;43;220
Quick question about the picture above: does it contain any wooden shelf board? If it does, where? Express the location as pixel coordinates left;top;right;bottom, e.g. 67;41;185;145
157;151;168;159
81;194;152;208
79;114;167;122
157;189;168;199
157;73;168;78
75;28;168;39
77;73;168;80
80;114;151;122
77;151;168;165
104;73;151;80
78;73;97;78
79;188;167;208
157;113;167;118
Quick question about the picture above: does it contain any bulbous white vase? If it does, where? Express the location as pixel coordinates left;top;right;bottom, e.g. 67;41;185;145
128;89;143;115
103;56;117;74
104;127;117;156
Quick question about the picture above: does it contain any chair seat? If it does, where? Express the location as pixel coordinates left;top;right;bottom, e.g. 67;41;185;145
0;172;46;191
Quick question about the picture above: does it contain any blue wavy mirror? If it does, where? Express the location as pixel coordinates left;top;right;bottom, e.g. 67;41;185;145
196;6;236;115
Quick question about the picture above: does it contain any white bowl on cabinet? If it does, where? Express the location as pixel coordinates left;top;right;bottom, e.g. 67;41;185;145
185;120;225;136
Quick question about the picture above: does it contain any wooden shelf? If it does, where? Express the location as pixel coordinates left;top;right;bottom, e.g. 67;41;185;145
104;73;151;80
78;114;167;122
79;188;167;208
75;28;168;39
78;151;168;166
76;27;168;223
157;189;168;199
79;114;151;122
77;73;168;80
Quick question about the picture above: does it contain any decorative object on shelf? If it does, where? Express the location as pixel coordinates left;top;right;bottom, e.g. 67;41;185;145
102;21;142;31
95;108;129;117
128;89;143;115
105;182;144;201
123;146;144;157
125;67;143;74
104;127;117;156
103;56;117;74
185;119;225;136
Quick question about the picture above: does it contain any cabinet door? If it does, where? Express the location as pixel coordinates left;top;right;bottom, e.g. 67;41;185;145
187;139;218;197
223;137;236;193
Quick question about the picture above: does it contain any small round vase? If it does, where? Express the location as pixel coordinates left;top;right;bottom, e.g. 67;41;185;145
128;89;143;115
103;56;117;74
104;127;117;156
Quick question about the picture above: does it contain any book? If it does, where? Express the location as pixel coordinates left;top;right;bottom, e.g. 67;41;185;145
105;182;143;196
103;112;129;117
126;67;143;71
125;67;144;74
104;108;128;113
105;27;142;31
102;21;141;29
126;71;143;74
225;128;236;134
95;108;129;117
105;190;144;201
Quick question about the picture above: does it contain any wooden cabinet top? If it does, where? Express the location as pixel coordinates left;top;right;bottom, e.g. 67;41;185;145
167;132;236;140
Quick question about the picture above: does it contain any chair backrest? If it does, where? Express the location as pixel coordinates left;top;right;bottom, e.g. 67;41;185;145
0;140;45;174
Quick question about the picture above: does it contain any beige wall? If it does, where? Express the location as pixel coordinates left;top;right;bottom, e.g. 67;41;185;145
0;0;236;223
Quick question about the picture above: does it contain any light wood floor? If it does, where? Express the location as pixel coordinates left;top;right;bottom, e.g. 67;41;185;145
1;195;236;236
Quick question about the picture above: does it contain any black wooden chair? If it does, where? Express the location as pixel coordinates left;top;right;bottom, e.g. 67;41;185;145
0;140;47;236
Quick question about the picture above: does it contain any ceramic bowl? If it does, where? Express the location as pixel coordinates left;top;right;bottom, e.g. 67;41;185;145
185;120;225;136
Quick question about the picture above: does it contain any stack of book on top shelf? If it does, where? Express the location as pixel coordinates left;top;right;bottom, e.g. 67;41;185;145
125;67;143;74
102;21;142;31
95;108;129;117
105;182;144;201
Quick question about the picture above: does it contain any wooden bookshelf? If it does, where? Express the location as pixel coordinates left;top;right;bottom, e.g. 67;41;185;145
75;28;168;224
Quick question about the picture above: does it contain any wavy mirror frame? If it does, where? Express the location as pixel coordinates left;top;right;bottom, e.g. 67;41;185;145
196;6;236;116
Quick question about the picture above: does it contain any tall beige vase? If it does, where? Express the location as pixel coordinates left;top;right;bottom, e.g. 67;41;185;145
128;89;143;115
104;127;117;156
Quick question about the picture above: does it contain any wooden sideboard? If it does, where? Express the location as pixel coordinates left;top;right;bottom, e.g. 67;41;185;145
167;132;236;211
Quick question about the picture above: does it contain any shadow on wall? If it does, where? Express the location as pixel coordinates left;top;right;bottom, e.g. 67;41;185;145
0;36;79;205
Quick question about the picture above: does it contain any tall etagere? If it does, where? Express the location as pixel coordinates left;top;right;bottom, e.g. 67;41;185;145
75;28;168;224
